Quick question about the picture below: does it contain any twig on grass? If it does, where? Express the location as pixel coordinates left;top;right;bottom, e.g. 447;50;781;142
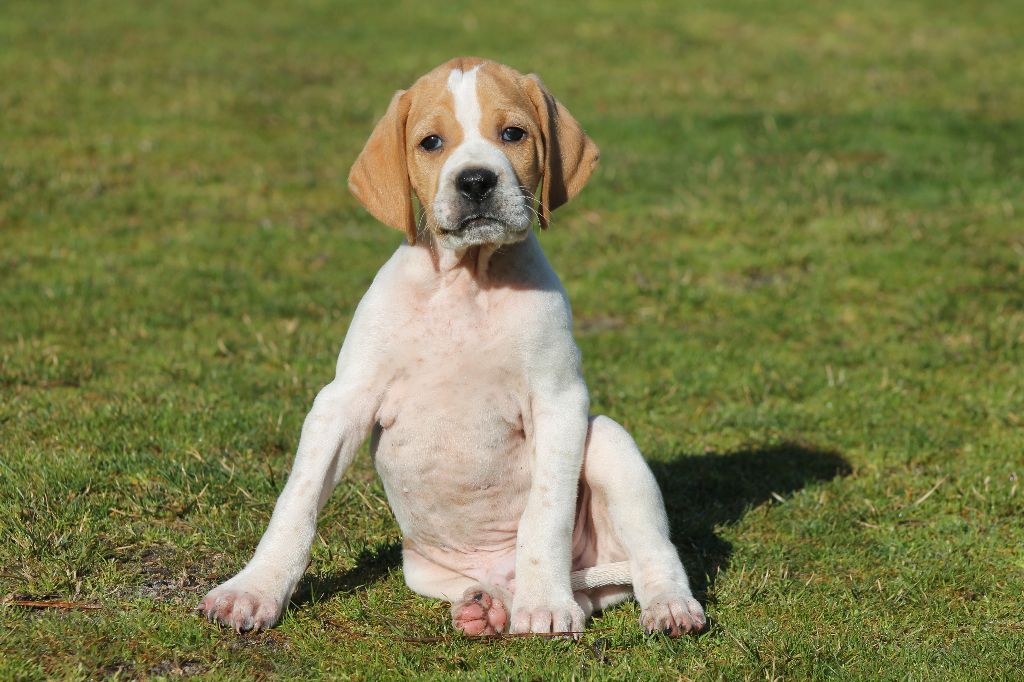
402;631;586;643
320;616;603;644
5;599;101;610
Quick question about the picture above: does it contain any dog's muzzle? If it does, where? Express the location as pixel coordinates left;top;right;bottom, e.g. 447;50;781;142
433;164;532;246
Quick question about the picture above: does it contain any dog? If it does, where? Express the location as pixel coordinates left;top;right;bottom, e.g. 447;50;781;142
198;57;705;638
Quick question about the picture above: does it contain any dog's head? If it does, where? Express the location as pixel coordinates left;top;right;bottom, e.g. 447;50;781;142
348;57;599;249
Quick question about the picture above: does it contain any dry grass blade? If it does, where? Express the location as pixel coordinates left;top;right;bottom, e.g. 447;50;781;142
912;477;948;507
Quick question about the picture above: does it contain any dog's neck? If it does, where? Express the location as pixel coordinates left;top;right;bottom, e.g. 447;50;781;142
414;230;547;297
433;242;497;279
423;233;507;286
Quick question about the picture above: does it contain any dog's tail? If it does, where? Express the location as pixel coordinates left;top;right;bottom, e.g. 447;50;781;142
568;561;631;591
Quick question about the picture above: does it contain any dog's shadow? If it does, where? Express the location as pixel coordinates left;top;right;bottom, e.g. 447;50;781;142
293;442;850;608
651;442;851;601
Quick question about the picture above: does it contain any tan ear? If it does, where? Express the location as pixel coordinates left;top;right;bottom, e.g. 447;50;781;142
348;90;417;243
524;74;600;228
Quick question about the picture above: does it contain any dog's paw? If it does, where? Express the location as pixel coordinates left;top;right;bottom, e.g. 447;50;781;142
197;573;286;633
640;591;705;637
451;586;509;636
509;592;585;636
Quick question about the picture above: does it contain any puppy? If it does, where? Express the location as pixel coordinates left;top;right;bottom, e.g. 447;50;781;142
199;57;705;637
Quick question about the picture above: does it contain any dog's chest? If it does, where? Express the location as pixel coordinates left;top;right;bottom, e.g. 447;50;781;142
370;281;534;548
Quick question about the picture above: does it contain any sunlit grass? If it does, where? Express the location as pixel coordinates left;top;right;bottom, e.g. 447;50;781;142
2;0;1022;678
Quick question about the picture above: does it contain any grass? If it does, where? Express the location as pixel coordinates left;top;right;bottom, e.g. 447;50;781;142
2;0;1023;678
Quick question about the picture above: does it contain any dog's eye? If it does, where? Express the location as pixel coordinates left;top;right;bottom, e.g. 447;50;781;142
500;127;526;143
419;135;443;151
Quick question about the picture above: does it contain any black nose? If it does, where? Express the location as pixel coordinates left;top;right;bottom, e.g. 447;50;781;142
456;168;498;203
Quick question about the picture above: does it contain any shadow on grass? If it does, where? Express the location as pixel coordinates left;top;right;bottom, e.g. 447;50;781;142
291;442;850;609
292;541;403;608
652;442;852;601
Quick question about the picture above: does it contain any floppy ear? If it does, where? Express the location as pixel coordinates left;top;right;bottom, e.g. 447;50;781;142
524;74;600;228
348;90;417;243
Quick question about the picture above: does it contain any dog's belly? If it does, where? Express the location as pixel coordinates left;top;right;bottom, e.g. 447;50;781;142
372;364;531;569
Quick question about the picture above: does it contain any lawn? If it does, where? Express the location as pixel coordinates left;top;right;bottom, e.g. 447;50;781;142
2;0;1023;679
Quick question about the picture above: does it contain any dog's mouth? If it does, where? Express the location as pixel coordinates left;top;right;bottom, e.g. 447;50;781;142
443;214;503;233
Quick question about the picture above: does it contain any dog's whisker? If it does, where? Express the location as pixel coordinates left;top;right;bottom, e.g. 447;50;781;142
518;185;553;227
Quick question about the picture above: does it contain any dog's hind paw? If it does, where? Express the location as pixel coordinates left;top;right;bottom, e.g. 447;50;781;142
451;586;509;636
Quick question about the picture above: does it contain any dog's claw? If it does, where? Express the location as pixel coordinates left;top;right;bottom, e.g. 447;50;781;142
641;592;705;637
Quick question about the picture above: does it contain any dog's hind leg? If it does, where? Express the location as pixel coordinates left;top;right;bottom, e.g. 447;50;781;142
581;415;705;636
402;546;514;636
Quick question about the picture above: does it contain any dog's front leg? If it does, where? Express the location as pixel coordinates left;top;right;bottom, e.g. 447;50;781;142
198;379;377;631
510;375;590;635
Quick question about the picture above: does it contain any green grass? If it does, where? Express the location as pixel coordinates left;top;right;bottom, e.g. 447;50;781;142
2;0;1023;678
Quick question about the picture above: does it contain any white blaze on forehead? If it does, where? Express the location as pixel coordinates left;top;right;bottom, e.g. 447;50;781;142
447;66;483;141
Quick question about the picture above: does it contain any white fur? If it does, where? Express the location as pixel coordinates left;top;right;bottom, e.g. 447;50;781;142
199;65;703;637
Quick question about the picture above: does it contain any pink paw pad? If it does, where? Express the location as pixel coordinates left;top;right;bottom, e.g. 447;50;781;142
452;590;508;636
